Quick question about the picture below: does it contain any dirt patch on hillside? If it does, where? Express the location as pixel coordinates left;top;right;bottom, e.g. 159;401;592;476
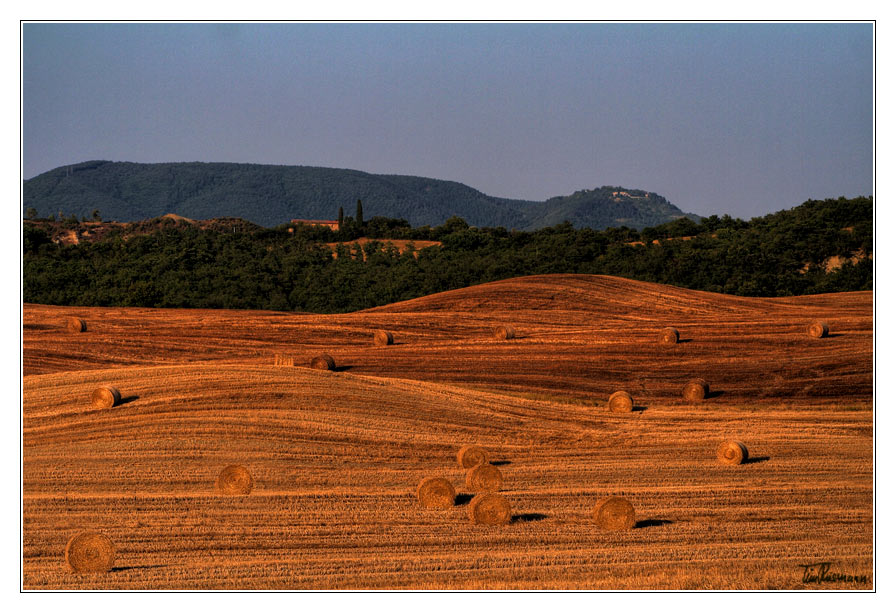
326;238;442;259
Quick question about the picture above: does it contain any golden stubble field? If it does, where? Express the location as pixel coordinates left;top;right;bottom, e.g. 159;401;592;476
22;274;873;590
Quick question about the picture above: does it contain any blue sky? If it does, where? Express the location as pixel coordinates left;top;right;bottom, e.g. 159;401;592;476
22;22;872;218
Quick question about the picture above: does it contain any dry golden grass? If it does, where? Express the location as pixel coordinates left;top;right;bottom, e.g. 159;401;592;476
22;274;872;589
325;238;442;260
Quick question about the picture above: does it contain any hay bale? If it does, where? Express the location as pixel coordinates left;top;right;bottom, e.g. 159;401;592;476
468;492;512;525
807;321;830;338
682;378;710;402
717;440;749;465
65;532;115;573
216;464;254;495
373;330;394;346
608;390;634;413
659;327;679;344
91;385;121;409
456;445;488;469
416;477;456;509
310;354;336;371
465;463;503;493
66;317;86;333
592;496;636;530
493;325;516;340
274;354;295;366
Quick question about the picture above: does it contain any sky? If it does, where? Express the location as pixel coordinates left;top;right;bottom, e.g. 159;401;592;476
22;22;873;219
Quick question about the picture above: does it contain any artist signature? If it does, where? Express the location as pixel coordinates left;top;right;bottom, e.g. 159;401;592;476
798;562;869;585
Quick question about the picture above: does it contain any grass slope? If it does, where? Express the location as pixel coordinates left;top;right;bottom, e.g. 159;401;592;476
22;274;872;589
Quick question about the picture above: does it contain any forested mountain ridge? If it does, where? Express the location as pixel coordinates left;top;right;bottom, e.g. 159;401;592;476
23;160;696;230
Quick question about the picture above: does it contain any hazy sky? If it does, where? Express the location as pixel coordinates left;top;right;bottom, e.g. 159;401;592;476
22;22;872;218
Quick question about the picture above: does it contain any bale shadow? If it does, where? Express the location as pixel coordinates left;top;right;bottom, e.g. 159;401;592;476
455;493;475;506
110;564;167;572
632;406;648;413
635;519;674;529
705;390;725;399
491;460;511;466
743;456;770;465
512;513;548;524
677;339;693;344
119;395;140;405
333;365;353;372
824;333;844;338
23;323;56;330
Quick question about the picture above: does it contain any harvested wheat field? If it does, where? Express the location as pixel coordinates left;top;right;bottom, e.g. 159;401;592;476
22;274;872;590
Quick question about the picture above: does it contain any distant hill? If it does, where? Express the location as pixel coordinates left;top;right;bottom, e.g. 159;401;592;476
523;187;698;229
23;161;697;230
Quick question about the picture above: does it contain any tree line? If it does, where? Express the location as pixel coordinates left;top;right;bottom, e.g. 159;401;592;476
23;196;872;313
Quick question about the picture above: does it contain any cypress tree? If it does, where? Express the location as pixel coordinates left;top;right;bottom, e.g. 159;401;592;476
338;206;344;230
356;199;364;226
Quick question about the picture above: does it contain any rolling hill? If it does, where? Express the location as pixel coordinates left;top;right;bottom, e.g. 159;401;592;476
22;274;872;589
23;161;697;230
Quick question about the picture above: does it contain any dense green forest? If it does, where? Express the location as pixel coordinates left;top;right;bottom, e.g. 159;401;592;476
23;196;872;313
23;161;697;230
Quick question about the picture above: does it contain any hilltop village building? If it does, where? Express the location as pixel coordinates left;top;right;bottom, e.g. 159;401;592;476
291;219;340;231
612;191;650;200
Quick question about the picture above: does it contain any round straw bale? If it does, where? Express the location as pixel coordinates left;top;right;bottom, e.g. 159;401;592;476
659;326;679;344
216;464;254;495
682;378;710;402
465;463;503;493
416;477;456;509
456;445;488;469
717;440;749;465
373;330;394;346
66;317;86;333
91;385;121;409
807;321;830;338
468;492;512;525
310;354;336;370
592;496;636;530
608;390;634;413
65;532;115;573
493;325;516;340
